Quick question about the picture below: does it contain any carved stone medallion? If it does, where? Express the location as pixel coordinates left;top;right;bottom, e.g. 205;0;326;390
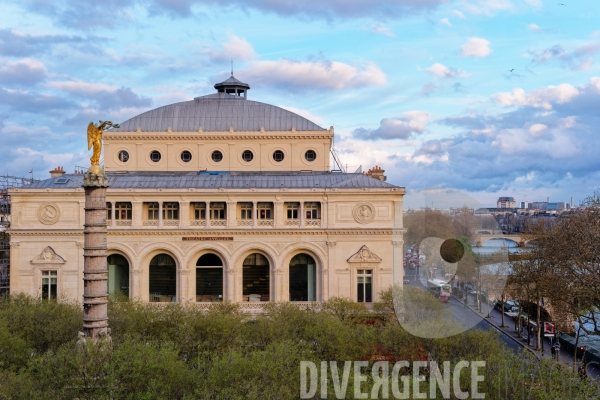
37;204;60;225
352;202;375;224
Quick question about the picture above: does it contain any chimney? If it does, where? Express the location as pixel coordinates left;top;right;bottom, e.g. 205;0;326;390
365;165;386;181
50;166;66;178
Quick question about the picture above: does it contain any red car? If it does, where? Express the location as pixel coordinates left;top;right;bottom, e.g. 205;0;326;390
438;293;450;303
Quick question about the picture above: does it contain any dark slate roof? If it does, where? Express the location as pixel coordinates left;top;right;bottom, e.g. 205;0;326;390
214;75;250;89
22;172;400;190
112;93;325;132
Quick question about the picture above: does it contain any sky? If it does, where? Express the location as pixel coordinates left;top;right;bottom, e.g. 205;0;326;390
0;0;599;207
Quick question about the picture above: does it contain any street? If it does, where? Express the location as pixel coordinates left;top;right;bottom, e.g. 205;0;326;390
403;268;600;381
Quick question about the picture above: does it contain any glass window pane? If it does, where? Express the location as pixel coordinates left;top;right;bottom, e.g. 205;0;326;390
357;283;364;303
196;268;223;301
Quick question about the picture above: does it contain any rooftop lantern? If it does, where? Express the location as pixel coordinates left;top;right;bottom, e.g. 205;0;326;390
214;72;250;98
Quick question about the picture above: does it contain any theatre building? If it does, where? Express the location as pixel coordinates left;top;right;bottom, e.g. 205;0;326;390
8;75;405;310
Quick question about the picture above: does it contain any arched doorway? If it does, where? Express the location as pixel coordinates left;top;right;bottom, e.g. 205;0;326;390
149;254;177;302
107;254;129;298
242;253;269;302
196;253;224;302
289;253;316;301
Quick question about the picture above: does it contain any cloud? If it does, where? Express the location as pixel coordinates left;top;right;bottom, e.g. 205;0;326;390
46;79;151;111
439;18;451;27
0;29;91;57
351;111;429;140
47;79;119;95
461;0;514;16
341;77;600;197
452;82;466;93
527;23;541;31
370;23;397;38
20;0;136;31
528;123;547;138
0;58;47;86
0;88;74;114
451;10;466;19
204;34;256;63
420;82;437;95
494;84;580;109
240;59;386;91
20;0;449;28
529;42;600;70
168;0;447;20
422;63;468;79
460;37;491;58
524;0;542;6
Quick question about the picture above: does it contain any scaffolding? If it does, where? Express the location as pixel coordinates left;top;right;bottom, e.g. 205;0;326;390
0;175;42;295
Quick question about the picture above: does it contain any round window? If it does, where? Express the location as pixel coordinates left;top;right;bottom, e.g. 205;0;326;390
211;150;223;162
181;150;192;163
150;150;161;162
305;150;316;162
242;150;254;162
118;150;129;162
273;150;284;162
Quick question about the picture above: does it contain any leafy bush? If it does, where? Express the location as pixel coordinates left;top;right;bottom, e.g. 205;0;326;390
0;294;597;399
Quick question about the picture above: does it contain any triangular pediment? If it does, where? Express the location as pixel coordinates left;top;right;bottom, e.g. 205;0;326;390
347;245;382;263
31;246;66;264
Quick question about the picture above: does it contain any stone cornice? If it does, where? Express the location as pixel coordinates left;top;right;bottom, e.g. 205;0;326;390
104;132;333;141
7;228;405;237
10;187;405;194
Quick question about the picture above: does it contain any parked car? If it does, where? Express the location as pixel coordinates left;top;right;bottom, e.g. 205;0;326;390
495;300;519;313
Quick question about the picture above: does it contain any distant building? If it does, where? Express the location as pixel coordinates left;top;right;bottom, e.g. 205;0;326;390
530;202;548;210
547;202;567;211
474;208;493;215
519;201;528;209
497;197;516;209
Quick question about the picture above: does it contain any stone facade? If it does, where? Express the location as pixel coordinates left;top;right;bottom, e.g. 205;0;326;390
8;187;404;304
7;75;405;308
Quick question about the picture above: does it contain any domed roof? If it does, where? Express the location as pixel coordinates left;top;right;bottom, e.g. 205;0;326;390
113;76;325;132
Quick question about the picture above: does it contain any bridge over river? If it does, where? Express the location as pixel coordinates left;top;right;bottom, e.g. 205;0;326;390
474;231;528;247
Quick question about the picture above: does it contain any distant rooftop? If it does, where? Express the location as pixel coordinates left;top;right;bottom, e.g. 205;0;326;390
20;172;401;190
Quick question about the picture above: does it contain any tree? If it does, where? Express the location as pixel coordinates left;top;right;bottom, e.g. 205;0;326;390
453;206;476;241
404;209;456;247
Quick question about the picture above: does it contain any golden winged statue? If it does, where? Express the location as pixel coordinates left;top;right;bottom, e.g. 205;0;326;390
87;120;120;167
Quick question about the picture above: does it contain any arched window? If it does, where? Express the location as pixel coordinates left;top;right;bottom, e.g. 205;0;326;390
196;253;224;302
149;254;177;302
242;253;269;302
289;254;316;301
107;254;129;298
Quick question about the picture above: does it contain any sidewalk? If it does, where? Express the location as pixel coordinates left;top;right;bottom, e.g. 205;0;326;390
455;293;595;376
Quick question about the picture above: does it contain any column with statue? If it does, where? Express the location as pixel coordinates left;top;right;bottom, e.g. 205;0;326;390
82;121;118;339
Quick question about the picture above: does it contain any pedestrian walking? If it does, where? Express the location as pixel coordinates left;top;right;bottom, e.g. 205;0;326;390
578;364;587;381
550;345;556;360
553;342;560;360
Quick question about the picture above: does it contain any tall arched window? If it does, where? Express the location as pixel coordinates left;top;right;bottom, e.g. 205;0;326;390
149;254;177;302
242;253;270;302
107;254;129;298
196;253;223;302
289;253;316;301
